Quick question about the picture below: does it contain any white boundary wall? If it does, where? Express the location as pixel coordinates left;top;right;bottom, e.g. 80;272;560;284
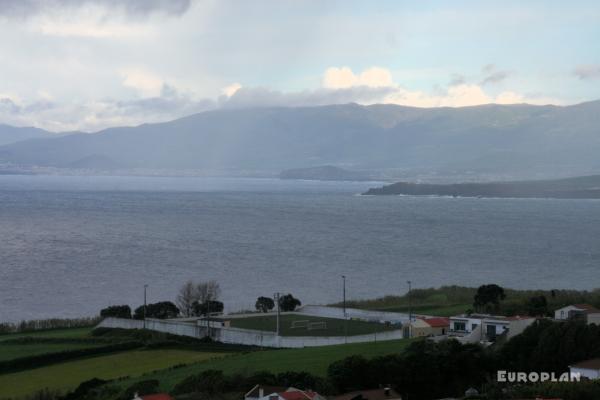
97;317;405;348
297;305;411;324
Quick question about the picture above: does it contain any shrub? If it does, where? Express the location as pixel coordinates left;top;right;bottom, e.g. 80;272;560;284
100;305;132;319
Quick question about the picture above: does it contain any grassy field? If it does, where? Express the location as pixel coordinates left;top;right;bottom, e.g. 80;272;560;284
0;327;93;342
229;314;395;336
0;349;227;399
115;338;419;394
0;341;104;361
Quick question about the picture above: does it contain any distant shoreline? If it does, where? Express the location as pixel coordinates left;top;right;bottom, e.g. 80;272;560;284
363;174;600;199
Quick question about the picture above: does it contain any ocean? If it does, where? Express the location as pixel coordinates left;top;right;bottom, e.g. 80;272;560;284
1;175;599;322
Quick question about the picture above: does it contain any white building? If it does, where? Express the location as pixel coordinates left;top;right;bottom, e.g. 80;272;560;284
569;358;600;380
554;304;600;323
449;313;535;342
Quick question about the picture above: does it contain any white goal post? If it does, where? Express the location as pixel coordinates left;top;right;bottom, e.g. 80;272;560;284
290;320;310;328
307;321;327;330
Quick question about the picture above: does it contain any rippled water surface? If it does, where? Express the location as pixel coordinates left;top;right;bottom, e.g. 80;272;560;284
1;175;600;321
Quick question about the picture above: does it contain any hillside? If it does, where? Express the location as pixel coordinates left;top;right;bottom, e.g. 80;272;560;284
0;124;57;146
0;101;599;178
363;174;600;199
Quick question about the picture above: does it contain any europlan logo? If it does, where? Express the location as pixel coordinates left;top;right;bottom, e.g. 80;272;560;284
497;370;581;383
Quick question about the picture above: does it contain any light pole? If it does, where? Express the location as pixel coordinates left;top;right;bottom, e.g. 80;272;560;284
143;284;148;329
274;292;280;337
342;275;346;317
342;275;348;343
407;280;412;323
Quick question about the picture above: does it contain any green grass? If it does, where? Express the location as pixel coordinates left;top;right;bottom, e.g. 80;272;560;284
0;349;227;399
229;314;395;336
0;327;93;342
0;342;104;361
115;338;419;394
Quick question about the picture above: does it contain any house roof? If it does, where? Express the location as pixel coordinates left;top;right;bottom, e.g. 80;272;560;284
570;358;600;370
424;317;450;328
333;388;402;400
573;303;598;311
141;394;174;400
279;390;319;400
245;385;288;398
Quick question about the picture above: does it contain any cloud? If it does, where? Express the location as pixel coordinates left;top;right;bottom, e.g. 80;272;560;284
0;85;215;132
120;68;165;97
449;74;466;87
221;83;242;97
0;65;562;132
221;86;396;109
573;64;600;80
480;64;510;85
323;66;393;89
0;0;191;19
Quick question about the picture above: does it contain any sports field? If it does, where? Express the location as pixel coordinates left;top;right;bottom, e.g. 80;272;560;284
229;314;396;336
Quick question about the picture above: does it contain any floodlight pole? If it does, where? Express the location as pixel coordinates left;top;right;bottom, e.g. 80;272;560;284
342;275;346;318
342;275;348;343
143;284;148;329
274;292;280;337
407;280;412;322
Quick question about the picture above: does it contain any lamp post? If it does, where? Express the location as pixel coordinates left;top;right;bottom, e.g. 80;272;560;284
274;292;280;337
407;280;412;323
342;275;348;343
342;275;346;318
143;284;148;329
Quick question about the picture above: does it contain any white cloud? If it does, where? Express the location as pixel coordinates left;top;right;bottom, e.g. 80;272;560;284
319;66;559;108
323;66;393;89
221;83;242;97
120;68;165;97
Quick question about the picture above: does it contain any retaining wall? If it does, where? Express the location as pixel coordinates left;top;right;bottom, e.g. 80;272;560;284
96;317;405;348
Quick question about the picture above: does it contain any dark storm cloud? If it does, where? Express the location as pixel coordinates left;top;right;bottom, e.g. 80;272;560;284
0;0;192;18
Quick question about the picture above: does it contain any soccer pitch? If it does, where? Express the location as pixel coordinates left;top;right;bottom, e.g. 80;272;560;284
229;313;397;336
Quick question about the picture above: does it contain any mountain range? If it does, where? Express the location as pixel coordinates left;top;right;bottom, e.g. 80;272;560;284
1;100;599;179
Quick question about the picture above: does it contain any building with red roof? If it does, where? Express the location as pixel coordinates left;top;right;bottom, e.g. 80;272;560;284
133;393;174;400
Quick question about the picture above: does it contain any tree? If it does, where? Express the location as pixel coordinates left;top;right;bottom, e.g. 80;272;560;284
176;280;221;317
100;305;131;319
279;294;301;312
527;295;548;316
177;280;199;317
134;301;179;319
172;369;230;395
327;355;373;392
196;280;221;305
473;284;506;313
255;296;275;313
193;300;224;316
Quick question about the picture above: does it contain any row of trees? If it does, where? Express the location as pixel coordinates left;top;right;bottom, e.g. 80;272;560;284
100;280;302;320
473;283;550;317
255;294;301;313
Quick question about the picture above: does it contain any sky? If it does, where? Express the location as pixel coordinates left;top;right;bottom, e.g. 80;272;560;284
0;0;599;132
